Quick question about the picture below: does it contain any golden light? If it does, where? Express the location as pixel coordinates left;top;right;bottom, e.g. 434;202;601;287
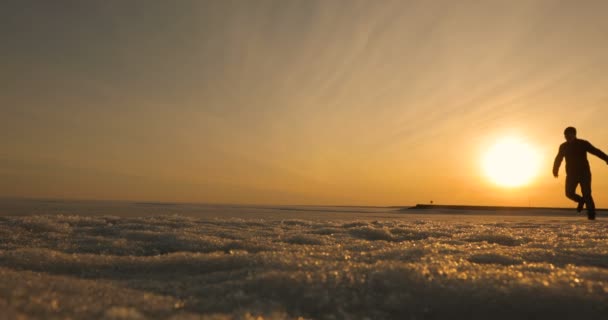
482;137;541;188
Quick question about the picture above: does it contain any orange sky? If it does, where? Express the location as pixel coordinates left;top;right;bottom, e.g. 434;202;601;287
2;1;608;206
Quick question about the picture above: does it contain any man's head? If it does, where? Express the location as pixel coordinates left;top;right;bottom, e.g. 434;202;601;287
564;126;577;142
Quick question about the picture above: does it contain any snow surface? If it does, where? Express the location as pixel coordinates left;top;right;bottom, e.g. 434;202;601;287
0;203;607;319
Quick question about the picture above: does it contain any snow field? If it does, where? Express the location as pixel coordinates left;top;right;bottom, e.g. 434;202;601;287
0;214;607;319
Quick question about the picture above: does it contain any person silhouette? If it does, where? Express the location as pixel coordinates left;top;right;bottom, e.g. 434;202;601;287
553;127;608;220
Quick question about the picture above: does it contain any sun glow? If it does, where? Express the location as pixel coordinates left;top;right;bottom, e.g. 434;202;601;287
482;137;541;188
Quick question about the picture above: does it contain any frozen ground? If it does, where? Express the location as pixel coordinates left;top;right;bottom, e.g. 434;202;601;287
0;201;607;319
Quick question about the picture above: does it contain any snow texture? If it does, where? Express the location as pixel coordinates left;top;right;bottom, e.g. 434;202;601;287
0;204;607;319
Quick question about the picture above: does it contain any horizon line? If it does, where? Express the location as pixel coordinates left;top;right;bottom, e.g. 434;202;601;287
0;196;599;211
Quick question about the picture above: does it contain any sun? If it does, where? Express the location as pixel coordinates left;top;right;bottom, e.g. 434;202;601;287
482;137;541;187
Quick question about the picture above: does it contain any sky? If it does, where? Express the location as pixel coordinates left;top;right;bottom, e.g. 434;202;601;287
2;0;608;206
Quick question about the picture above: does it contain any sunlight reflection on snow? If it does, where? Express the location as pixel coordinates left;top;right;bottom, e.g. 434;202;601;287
0;214;607;319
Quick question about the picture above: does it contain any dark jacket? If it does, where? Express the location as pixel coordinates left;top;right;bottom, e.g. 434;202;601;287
553;139;608;176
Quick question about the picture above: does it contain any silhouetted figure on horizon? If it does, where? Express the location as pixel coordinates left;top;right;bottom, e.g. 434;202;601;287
553;126;608;220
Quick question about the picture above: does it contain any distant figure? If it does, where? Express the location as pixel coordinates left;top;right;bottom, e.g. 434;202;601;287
553;127;608;220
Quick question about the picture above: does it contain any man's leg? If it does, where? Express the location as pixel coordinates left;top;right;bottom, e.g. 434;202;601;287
565;175;584;211
580;174;595;220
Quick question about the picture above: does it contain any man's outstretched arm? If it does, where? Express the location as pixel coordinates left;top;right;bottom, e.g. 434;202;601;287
553;145;565;177
586;141;608;164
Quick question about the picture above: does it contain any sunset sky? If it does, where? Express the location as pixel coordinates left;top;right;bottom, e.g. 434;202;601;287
2;0;608;206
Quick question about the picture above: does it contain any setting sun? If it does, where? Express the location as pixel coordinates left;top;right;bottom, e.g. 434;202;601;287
482;138;541;188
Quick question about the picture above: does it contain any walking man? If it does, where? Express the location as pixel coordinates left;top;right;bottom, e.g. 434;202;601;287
553;126;608;220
